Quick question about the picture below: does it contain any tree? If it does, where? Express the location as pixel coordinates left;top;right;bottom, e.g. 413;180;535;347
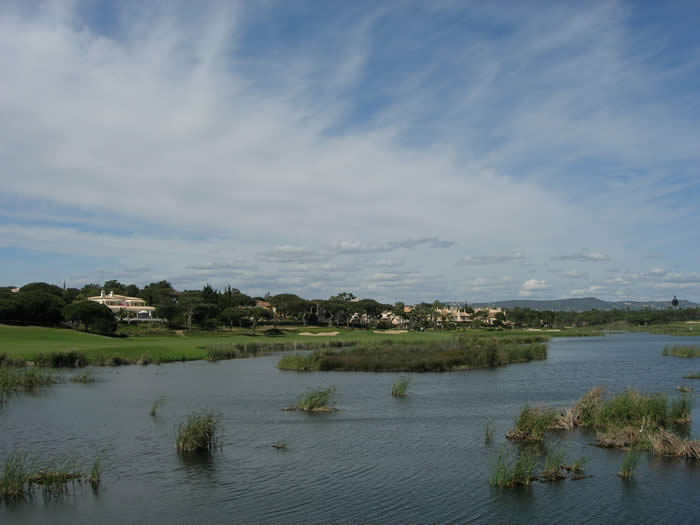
19;282;64;298
248;307;273;334
218;306;246;329
103;280;126;295
672;296;679;309
179;290;204;331
63;301;116;334
17;292;66;325
330;292;356;302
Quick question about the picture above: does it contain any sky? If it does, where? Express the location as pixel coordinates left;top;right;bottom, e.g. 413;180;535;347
1;0;699;304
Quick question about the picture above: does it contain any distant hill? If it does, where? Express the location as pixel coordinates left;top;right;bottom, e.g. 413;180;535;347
465;297;699;312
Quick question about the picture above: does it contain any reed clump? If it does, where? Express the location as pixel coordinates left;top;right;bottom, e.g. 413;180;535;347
176;411;221;453
1;452;100;501
540;448;567;482
70;369;96;384
489;448;538;488
286;386;338;412
648;428;700;459
618;448;642;480
484;421;494;443
0;451;31;502
506;405;558;442
272;441;288;450
683;372;700;379
663;344;700;358
150;396;167;417
391;375;412;397
277;353;322;371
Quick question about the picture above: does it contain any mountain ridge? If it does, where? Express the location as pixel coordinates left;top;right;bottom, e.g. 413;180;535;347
463;297;699;312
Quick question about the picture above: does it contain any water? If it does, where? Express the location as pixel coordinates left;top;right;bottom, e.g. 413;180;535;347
1;333;699;524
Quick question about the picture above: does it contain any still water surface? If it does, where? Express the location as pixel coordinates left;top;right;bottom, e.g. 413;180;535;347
1;333;699;524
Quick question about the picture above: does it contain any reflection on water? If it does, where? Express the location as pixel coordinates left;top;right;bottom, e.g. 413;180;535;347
1;332;699;524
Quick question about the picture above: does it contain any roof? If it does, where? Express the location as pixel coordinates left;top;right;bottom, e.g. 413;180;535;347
87;294;143;301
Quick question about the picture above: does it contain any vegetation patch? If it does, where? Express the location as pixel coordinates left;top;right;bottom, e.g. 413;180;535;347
540;447;567;482
489;448;538;488
506;405;558;442
70;369;96;384
150;396;167;417
285;386;338;412
34;351;87;368
663;345;700;358
683;372;700;379
391;375;412;397
272;440;288;450
278;335;547;372
1;451;104;502
484;421;494;443
618;448;642;480
648;428;700;459
176;411;221;453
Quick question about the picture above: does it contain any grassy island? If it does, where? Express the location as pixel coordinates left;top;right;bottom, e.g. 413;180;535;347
278;335;548;372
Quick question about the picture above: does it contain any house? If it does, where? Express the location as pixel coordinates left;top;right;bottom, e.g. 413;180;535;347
87;290;157;319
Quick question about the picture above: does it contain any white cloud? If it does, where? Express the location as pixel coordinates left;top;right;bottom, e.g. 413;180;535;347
519;279;550;297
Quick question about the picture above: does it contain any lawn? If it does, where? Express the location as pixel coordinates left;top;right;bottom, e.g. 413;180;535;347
0;324;560;365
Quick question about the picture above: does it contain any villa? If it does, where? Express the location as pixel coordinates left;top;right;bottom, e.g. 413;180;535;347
87;290;157;319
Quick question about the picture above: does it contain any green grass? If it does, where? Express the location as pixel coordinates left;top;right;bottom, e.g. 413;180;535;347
89;451;104;490
278;335;548;372
618;448;642;480
287;386;337;412
489;448;538;488
0;451;31;502
150;396;167;417
663;344;700;358
1;367;63;405
506;405;558;442
176;411;221;453
391;375;412;397
541;447;567;481
277;353;323;371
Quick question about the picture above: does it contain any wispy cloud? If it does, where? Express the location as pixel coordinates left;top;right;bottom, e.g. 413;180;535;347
457;252;526;266
1;1;699;302
553;252;610;262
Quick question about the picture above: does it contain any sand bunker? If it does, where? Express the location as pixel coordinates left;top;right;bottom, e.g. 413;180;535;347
373;329;408;334
298;331;339;337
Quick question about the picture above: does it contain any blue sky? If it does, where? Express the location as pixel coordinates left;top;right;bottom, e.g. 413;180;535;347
1;0;699;303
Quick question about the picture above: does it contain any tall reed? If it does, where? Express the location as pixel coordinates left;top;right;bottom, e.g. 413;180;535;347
391;375;412;397
176;411;221;453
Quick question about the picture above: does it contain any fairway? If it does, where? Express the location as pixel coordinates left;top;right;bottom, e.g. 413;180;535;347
0;324;563;365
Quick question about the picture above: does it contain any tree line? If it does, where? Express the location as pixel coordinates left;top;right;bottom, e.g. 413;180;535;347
1;280;695;334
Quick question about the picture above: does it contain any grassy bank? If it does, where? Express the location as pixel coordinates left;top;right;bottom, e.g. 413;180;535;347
278;335;548;372
0;324;556;367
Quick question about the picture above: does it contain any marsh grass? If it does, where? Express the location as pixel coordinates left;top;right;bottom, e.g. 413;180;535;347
150;396;167;417
277;353;322;371
176;411;221;453
489;448;538;488
391;375;412;397
1;368;63;406
663;344;700;358
618;448;642;479
70;369;96;384
0;451;31;502
648;428;700;459
279;335;548;372
272;441;288;450
506;405;558;442
89;451;106;490
211;341;357;363
540;447;567;481
683;372;700;379
286;386;337;412
484;421;494;443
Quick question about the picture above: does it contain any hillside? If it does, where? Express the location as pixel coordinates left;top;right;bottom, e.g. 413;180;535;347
468;297;699;312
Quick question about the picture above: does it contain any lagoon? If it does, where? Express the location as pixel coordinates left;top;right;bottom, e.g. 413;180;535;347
1;332;699;524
